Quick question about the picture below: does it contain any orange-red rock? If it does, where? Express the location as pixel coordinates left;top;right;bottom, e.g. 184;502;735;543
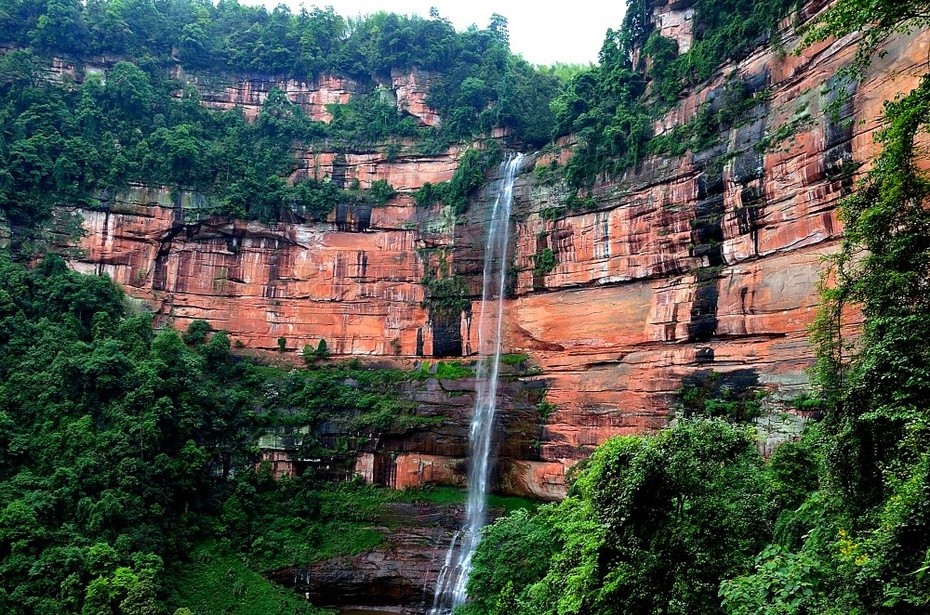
391;67;442;127
296;148;461;191
56;5;930;500
496;15;927;483
69;187;442;356
176;72;357;123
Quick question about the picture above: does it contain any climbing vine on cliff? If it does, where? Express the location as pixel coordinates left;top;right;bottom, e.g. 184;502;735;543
755;74;930;613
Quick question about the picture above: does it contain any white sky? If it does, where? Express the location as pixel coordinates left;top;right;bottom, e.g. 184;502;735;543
253;1;627;66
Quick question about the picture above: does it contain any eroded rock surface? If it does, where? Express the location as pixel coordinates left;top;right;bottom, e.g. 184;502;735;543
494;23;928;487
59;7;930;499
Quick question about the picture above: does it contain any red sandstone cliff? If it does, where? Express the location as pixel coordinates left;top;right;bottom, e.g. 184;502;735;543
57;3;930;499
496;17;929;485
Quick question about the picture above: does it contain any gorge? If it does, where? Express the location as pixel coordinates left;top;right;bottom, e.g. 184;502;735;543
0;0;929;613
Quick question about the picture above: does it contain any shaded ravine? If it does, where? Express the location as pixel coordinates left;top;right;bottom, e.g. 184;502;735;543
429;153;525;614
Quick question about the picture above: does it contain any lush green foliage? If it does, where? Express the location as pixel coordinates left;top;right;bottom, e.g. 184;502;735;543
170;541;325;615
644;0;803;104
532;247;557;277
551;0;801;187
0;49;404;233
1;0;558;140
434;360;475;380
499;353;529;367
0;256;453;612
414;141;503;214
464;420;777;615
761;73;930;614
677;370;766;422
0;0;562;236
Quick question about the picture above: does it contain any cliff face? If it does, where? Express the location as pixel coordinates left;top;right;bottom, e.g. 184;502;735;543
498;18;929;479
60;4;930;499
69;155;456;356
39;52;442;128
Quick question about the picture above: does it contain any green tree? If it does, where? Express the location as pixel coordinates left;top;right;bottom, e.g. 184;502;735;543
467;420;773;614
102;61;153;118
802;0;930;76
29;0;88;53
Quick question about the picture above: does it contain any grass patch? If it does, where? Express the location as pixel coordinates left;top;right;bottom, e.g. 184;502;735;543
409;360;476;381
436;360;475;380
488;493;540;515
247;517;384;572
170;541;332;615
235;481;393;572
398;486;539;516
398;485;467;506
500;353;530;367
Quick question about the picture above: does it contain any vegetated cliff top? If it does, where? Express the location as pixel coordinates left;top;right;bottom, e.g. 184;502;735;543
0;0;567;239
549;0;815;187
0;0;560;147
0;0;861;240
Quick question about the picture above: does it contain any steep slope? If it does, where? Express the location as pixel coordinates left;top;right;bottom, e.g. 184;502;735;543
46;1;930;499
497;5;930;488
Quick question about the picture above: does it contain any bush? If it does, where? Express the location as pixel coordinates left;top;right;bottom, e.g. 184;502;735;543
183;320;211;345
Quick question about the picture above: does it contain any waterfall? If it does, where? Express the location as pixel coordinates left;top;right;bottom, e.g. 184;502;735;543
429;153;524;614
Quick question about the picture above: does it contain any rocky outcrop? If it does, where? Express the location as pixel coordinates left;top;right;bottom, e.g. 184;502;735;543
26;48;441;127
176;66;441;126
347;364;556;500
495;23;929;480
295;147;462;191
58;5;930;500
654;0;696;54
69;186;441;355
273;502;459;614
176;71;358;123
272;498;519;614
391;67;442;127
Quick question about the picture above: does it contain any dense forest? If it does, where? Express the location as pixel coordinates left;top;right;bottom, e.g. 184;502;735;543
463;2;930;613
0;253;513;613
0;0;560;238
1;0;929;613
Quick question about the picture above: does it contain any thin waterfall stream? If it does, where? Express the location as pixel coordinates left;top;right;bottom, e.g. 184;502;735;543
429;153;524;614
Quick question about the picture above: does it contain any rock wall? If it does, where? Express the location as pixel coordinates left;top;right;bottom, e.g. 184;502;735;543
68;184;448;356
176;71;357;123
494;16;929;483
28;49;441;127
173;66;441;127
58;5;930;499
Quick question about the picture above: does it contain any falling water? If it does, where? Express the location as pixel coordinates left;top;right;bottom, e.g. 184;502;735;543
429;153;524;614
